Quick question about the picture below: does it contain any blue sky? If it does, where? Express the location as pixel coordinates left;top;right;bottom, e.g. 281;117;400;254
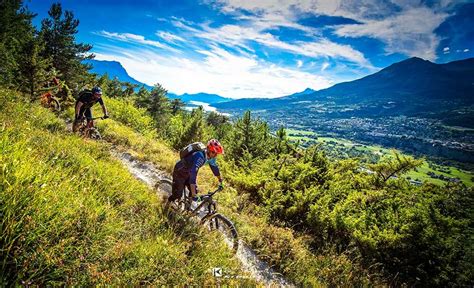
26;0;474;98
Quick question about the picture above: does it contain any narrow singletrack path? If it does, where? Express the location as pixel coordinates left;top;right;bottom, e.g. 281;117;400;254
114;151;294;287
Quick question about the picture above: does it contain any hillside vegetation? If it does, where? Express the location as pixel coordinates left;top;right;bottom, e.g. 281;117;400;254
88;94;473;287
0;89;250;286
2;1;473;286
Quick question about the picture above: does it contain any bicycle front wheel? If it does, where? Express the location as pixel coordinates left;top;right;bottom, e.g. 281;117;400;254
202;214;238;252
86;128;102;140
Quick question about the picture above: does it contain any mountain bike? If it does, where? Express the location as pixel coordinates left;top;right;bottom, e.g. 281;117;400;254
74;116;106;140
156;179;239;252
39;91;61;112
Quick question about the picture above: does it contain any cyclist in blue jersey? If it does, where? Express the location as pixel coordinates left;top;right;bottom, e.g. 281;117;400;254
168;139;224;206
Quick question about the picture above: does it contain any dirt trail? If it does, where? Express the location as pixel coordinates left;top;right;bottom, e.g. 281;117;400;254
114;151;294;287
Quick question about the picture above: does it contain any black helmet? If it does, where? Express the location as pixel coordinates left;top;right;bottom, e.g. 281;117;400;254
92;86;102;95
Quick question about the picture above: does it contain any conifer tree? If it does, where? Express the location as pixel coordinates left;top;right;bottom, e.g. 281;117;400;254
106;77;124;97
17;38;52;98
123;82;138;97
40;3;93;86
135;85;151;108
206;111;228;127
369;152;422;188
229;110;271;164
178;106;206;147
145;83;171;130
0;0;36;88
170;98;185;115
275;126;287;157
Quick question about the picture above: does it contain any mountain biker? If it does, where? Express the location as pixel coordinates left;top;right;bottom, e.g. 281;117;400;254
73;86;109;132
167;139;224;207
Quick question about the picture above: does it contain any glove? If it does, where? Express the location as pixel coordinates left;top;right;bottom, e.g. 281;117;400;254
218;181;224;189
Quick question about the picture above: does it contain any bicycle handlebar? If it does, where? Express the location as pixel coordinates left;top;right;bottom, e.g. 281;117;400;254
83;116;108;121
202;186;224;199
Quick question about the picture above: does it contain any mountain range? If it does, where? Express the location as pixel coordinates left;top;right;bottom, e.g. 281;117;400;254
86;59;230;104
213;57;474;119
86;57;474;162
209;57;474;163
84;59;153;89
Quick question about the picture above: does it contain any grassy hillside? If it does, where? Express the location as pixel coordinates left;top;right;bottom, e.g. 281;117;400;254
0;88;252;286
87;99;384;286
3;89;471;287
86;96;472;287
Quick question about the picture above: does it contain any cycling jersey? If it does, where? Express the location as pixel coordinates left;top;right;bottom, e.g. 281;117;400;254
77;91;104;109
182;150;220;185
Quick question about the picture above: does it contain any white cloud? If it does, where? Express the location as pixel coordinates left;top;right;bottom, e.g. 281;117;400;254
209;0;453;61
464;49;470;52
443;47;450;52
156;31;186;43
95;31;181;53
172;19;372;67
321;62;330;71
297;60;303;68
334;7;448;60
94;47;333;98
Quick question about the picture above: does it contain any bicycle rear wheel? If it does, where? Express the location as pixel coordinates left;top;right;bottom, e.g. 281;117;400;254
202;214;238;252
48;98;61;112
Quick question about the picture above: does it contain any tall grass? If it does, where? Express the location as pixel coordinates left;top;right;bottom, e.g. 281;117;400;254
87;96;387;286
0;88;253;285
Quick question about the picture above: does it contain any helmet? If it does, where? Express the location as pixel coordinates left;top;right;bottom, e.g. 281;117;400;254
207;139;224;155
92;86;102;95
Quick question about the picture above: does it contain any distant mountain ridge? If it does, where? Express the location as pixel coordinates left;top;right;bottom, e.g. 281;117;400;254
86;59;231;104
167;92;231;104
85;59;153;90
213;57;474;117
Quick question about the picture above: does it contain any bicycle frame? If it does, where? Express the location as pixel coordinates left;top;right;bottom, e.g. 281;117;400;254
158;179;238;252
85;117;105;128
183;187;223;218
75;116;106;139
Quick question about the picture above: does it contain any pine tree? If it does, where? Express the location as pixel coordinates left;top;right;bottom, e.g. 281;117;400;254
106;77;124;98
135;85;151;108
123;82;138;97
369;152;422;188
40;3;93;86
170;98;185;115
146;83;171;130
229;110;271;165
178;106;206;147
0;0;36;88
17;38;52;98
206;111;228;127
275;126;287;157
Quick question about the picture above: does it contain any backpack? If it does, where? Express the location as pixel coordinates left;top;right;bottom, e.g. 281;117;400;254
180;142;206;159
77;89;92;100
